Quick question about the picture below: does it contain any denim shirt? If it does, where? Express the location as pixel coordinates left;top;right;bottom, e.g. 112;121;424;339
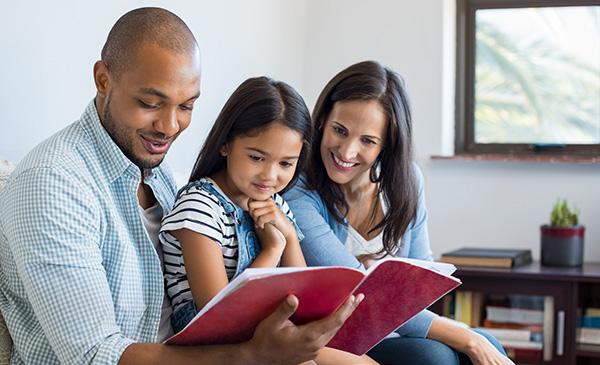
167;178;305;333
283;164;438;338
176;179;263;276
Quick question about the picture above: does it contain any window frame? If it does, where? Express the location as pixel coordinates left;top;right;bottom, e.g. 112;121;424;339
455;0;600;157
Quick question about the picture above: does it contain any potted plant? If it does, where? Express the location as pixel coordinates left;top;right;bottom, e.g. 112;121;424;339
541;199;584;267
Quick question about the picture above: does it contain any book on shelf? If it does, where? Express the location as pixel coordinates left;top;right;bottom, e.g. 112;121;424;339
501;339;543;350
440;247;532;268
486;306;544;325
454;291;484;327
585;307;600;317
474;327;532;342
482;319;543;333
505;347;542;363
577;327;600;345
165;258;461;355
580;316;600;328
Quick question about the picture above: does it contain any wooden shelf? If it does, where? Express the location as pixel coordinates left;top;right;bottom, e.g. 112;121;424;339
577;344;600;358
430;262;600;365
431;154;600;164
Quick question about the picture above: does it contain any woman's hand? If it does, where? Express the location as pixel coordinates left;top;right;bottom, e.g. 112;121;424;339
462;331;515;365
428;317;514;365
248;198;296;240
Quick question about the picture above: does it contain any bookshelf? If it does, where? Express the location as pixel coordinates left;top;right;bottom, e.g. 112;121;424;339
430;261;600;365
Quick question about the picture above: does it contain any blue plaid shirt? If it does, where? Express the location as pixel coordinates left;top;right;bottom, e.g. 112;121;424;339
0;100;177;364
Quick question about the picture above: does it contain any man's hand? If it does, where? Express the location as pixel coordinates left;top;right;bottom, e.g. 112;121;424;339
245;294;365;365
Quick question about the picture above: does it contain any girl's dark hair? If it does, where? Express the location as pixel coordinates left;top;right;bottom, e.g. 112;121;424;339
189;76;311;193
307;60;416;257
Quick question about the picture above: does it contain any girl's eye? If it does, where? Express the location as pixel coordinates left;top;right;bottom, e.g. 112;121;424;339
249;155;263;161
280;161;294;168
138;100;159;109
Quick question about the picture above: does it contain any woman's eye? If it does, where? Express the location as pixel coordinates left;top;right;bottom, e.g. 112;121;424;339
333;126;346;136
362;138;376;145
249;155;263;161
280;161;294;168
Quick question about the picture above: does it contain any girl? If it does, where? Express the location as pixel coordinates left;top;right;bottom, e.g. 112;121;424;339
159;76;377;365
284;61;513;365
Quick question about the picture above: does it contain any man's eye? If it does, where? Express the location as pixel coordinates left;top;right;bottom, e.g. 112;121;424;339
138;100;158;109
180;104;194;111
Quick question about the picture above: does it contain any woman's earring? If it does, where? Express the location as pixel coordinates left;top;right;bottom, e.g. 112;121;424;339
370;158;382;183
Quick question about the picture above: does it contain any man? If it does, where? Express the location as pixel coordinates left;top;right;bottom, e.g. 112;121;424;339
0;7;361;365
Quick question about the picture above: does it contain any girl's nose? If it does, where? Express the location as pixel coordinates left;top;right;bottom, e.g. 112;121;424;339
260;163;277;181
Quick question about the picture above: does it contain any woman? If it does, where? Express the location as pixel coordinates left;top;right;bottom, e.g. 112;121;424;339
284;61;513;365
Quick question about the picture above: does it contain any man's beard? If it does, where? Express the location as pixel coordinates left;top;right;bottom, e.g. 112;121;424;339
101;96;166;170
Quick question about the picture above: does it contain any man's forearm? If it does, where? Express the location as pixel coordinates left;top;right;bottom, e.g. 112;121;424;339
119;342;257;365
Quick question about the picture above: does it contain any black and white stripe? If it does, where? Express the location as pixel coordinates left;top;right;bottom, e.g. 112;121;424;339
159;178;297;313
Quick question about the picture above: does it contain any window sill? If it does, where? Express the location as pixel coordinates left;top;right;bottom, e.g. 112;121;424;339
430;154;600;164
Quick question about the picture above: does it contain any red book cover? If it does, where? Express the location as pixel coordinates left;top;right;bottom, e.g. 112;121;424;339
166;258;461;355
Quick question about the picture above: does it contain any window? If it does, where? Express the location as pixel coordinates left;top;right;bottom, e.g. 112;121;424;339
455;0;600;157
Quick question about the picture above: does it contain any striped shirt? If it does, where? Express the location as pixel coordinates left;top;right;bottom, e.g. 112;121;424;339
160;178;296;313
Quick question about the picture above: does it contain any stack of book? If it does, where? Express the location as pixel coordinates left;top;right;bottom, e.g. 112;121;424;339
478;295;545;362
577;307;600;346
453;291;485;327
440;248;532;268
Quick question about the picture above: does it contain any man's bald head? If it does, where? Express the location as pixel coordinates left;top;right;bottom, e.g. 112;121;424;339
101;7;199;80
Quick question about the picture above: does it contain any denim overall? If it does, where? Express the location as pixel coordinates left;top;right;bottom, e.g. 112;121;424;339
170;179;265;333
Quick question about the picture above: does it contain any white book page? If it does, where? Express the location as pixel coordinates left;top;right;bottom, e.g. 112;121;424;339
369;257;458;277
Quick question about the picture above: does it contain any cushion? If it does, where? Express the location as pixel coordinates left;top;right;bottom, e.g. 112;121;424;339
0;159;14;364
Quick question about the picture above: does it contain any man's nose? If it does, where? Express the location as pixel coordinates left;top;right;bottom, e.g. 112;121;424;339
154;108;180;137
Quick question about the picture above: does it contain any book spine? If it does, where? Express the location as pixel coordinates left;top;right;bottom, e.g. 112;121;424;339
542;296;554;362
486;306;544;325
513;251;532;267
580;316;600;328
577;328;600;345
474;327;531;342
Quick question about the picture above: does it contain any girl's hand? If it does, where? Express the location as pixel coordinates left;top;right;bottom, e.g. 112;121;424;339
255;222;286;253
248;198;296;240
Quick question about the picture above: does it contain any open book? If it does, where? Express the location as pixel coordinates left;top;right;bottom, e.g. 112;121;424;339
165;258;461;355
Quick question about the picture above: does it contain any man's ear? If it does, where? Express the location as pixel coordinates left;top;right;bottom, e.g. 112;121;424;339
93;60;112;98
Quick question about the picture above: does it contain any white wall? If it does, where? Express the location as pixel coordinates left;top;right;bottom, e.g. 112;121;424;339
302;0;600;262
2;1;599;262
0;0;308;183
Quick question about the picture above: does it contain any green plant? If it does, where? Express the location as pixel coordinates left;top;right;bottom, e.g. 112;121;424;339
550;199;579;227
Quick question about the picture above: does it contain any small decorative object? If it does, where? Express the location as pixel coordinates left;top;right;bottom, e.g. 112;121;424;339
541;199;584;267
